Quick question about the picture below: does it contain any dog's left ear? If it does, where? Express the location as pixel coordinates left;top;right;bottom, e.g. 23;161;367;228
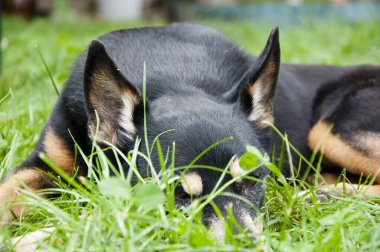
84;40;140;145
241;27;280;128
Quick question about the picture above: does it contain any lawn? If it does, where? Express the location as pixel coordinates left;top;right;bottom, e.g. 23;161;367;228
1;12;380;251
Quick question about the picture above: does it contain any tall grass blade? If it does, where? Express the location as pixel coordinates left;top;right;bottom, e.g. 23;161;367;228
36;48;59;96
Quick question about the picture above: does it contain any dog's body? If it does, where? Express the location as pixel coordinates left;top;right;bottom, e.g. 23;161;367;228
1;23;380;238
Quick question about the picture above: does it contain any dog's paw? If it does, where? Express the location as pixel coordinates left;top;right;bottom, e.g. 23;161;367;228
11;227;54;252
294;187;342;203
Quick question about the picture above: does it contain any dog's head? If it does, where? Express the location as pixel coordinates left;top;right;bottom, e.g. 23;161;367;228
83;27;280;241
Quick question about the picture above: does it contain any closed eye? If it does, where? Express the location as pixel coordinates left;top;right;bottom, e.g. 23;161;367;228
175;185;190;199
242;174;259;187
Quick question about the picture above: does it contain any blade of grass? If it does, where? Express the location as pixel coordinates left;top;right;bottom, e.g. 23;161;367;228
0;89;13;107
36;47;59;96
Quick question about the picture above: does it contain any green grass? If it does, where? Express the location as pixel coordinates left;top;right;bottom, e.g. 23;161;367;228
1;15;380;251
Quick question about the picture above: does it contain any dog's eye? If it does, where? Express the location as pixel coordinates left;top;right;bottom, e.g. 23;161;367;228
175;186;190;199
242;175;258;187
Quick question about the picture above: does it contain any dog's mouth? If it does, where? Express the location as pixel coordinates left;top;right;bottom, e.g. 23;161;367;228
202;202;264;243
209;216;264;242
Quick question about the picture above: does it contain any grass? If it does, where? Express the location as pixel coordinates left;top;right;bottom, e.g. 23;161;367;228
1;13;380;251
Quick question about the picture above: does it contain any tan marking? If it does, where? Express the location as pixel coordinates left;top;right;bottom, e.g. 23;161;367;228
224;201;233;209
181;172;203;196
247;79;274;128
230;158;245;181
119;94;137;141
352;132;380;160
239;209;264;234
308;121;380;183
209;216;225;243
43;127;74;175
260;112;274;126
89;119;117;145
0;169;45;223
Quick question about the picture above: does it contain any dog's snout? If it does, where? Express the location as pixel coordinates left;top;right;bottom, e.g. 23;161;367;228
203;198;263;243
236;208;264;234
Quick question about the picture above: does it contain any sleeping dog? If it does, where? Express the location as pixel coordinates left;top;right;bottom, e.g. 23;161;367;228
1;23;379;240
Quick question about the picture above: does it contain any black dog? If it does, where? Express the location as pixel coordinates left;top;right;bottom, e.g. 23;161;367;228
1;23;379;240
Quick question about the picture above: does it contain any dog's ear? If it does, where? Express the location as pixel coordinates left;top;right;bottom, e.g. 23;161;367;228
241;27;280;128
84;40;140;145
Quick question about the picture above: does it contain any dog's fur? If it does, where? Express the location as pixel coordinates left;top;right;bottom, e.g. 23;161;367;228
1;23;380;239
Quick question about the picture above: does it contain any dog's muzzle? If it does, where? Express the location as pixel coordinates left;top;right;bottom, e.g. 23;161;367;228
202;196;264;242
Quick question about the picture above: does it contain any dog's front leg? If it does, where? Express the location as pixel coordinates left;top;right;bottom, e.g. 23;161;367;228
0;126;78;224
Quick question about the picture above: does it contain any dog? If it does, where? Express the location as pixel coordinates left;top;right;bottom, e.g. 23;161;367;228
1;23;379;241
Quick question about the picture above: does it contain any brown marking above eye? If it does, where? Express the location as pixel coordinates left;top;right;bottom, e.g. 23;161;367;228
230;158;257;186
230;158;245;180
180;172;203;197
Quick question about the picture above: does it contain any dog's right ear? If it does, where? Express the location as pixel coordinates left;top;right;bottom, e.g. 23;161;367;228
84;40;140;145
240;27;280;128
